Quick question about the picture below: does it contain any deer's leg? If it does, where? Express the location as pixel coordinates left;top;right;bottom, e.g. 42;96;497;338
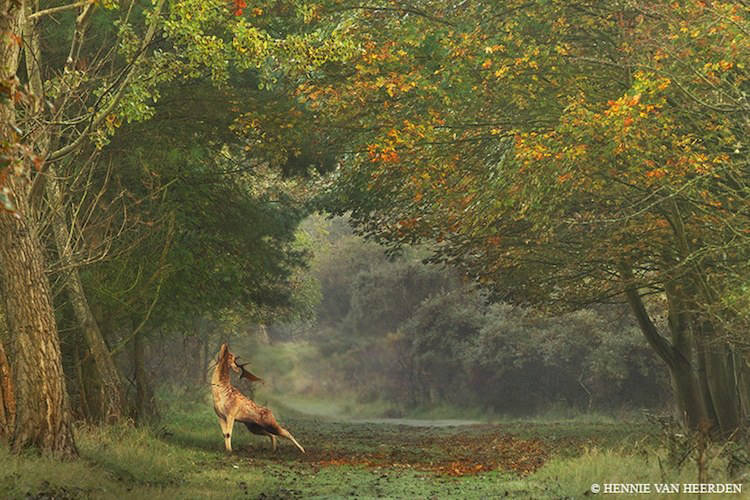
218;417;229;451
269;434;277;451
224;414;235;452
278;427;305;453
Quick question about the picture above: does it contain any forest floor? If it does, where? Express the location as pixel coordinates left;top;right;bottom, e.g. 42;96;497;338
0;395;745;499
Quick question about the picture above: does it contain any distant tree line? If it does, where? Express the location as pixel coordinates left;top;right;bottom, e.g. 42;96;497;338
272;219;670;415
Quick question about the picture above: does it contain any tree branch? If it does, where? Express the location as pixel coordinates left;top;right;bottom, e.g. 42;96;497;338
29;1;93;20
47;0;166;162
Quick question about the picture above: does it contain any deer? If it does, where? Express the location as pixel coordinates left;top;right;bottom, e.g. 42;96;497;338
211;343;305;454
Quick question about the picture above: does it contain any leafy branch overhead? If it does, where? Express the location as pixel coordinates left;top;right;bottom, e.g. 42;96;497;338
301;0;750;436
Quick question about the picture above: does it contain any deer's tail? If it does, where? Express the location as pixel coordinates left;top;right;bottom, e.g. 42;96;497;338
278;427;305;453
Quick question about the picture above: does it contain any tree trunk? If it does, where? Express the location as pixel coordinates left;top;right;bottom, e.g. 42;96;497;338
621;267;710;430
54;221;125;424
133;327;158;425
735;353;750;429
703;345;741;437
200;335;209;385
0;339;15;441
72;340;92;421
0;0;77;457
662;203;748;435
257;324;270;344
668;360;711;430
694;341;719;428
694;319;742;437
0;189;78;456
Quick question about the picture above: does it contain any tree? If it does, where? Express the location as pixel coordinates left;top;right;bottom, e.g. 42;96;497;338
280;220;668;412
307;0;750;435
1;0;77;456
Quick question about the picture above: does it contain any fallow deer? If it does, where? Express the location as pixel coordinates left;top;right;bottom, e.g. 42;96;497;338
211;343;305;453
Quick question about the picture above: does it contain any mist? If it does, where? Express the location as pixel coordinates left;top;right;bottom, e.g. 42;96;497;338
153;215;671;423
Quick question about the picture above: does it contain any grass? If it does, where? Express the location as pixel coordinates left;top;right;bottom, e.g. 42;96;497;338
0;393;747;499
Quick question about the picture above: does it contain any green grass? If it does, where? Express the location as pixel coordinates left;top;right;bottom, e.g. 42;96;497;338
0;394;746;499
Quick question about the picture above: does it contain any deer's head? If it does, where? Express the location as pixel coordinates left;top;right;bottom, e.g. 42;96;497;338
218;343;263;383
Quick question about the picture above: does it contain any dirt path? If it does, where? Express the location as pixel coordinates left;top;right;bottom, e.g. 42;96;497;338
277;396;482;427
235;397;550;477
348;417;482;427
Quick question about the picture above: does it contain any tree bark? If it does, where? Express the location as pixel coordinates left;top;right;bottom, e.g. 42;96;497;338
694;340;719;429
660;202;748;435
1;0;77;457
694;318;742;437
664;282;719;430
735;353;750;429
0;339;15;441
52;206;126;423
72;340;92;421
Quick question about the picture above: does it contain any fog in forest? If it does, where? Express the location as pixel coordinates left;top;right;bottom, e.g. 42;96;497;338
142;216;671;421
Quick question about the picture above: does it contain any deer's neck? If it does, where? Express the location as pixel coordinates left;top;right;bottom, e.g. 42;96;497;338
212;358;231;386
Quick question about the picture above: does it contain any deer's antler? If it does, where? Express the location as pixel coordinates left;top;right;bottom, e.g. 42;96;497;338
235;358;263;383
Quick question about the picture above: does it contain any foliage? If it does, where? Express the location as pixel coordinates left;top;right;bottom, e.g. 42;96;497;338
299;0;750;433
13;0;362;316
274;220;670;414
469;304;667;412
79;90;316;352
0;0;369;454
3;0;749;461
308;0;749;308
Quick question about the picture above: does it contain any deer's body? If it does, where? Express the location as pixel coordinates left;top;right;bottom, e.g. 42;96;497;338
211;344;304;453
